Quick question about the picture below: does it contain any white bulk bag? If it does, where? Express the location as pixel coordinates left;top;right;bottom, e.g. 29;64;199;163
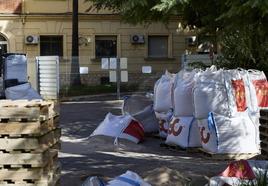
173;70;197;117
247;69;268;109
165;117;201;148
122;95;153;116
91;113;144;143
193;69;253;119
107;171;151;186
154;70;175;113
132;105;159;133
155;111;172;138
5;83;42;100
197;112;260;154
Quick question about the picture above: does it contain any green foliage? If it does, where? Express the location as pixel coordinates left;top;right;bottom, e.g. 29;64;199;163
85;0;268;72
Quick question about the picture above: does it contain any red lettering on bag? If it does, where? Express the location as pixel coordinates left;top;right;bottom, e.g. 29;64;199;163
200;127;210;144
253;79;268;107
159;120;168;133
168;118;183;136
232;79;247;112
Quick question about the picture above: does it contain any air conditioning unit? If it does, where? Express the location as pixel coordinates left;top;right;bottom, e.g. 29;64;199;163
131;35;145;44
25;35;39;44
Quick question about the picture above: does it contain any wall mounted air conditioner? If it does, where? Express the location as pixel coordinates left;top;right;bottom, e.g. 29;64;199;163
131;35;145;44
25;35;39;45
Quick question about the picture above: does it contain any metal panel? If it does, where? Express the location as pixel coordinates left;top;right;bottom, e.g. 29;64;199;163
36;56;59;100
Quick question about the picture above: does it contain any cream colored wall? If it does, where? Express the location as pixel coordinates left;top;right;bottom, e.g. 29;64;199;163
24;0;114;14
0;15;188;87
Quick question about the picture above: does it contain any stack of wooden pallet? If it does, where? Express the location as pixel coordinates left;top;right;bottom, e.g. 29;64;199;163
0;100;60;186
260;109;268;158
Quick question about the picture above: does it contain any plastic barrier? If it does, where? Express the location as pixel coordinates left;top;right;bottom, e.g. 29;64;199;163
165;117;201;148
91;113;144;143
197;112;259;154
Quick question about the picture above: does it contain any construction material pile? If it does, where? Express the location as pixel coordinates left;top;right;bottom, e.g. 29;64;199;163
154;66;268;154
0;100;60;185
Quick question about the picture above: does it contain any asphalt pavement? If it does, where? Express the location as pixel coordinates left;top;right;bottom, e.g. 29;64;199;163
59;94;228;186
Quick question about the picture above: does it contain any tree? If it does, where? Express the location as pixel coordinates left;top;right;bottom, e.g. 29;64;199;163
71;0;81;85
86;0;268;73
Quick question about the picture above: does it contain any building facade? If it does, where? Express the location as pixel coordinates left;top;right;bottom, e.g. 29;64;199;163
0;0;192;90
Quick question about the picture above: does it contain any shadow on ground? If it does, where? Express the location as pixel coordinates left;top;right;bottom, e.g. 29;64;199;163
59;99;228;186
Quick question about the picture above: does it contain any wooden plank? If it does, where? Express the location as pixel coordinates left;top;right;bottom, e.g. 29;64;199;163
0;117;58;136
199;148;260;160
0;149;58;167
0;128;61;151
0;166;60;186
0;100;57;120
0;107;41;121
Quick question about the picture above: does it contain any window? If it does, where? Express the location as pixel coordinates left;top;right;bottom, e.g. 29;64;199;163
148;36;168;58
95;36;117;58
40;36;63;57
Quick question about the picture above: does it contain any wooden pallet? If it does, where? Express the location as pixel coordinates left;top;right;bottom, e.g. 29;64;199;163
0;116;59;137
198;148;260;160
0;128;61;152
0;164;60;186
0;100;57;122
160;143;199;153
0;147;58;168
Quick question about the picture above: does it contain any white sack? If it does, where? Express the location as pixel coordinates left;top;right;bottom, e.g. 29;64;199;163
122;95;153;115
107;171;151;186
91;113;144;143
5;83;42;100
173;70;197;117
247;69;268;109
5;54;27;82
165;117;201;148
133;105;159;133
155;111;172;139
197;112;260;154
153;70;175;113
193;69;255;119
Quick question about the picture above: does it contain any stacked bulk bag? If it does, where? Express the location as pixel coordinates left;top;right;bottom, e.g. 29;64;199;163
154;70;175;138
173;69;197;117
193;67;260;154
165;69;201;148
153;70;175;113
247;69;268;109
198;112;259;154
166;117;200;148
155;111;172;138
91;113;144;143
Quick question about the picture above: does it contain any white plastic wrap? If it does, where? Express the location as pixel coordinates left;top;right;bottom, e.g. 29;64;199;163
5;83;42;100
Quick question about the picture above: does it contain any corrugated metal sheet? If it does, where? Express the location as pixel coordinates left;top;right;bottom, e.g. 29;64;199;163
36;56;59;100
